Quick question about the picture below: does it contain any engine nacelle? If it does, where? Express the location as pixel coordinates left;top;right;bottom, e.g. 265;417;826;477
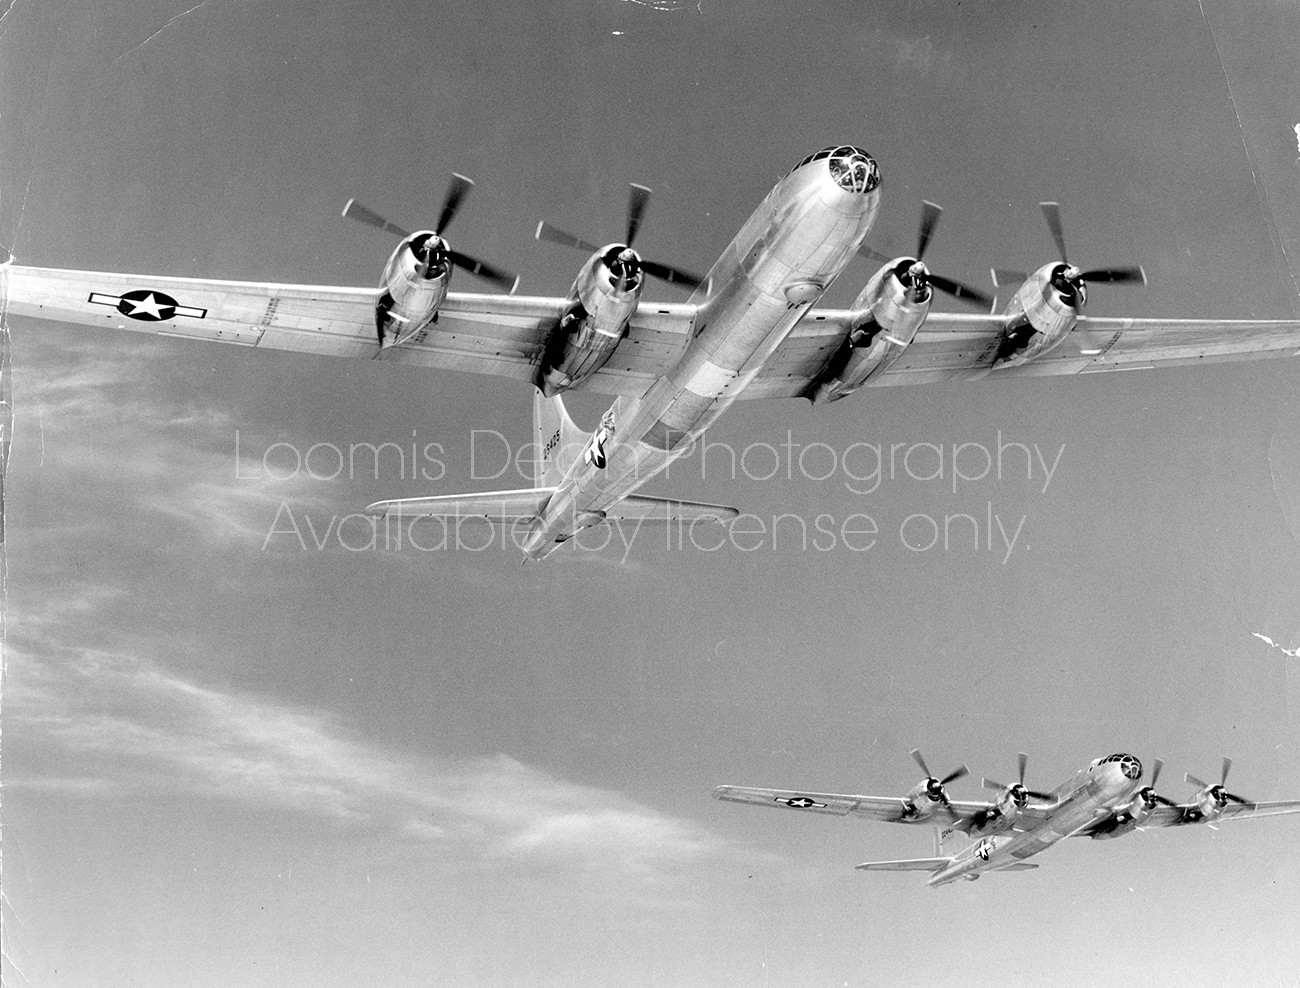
1087;792;1159;840
538;245;646;396
900;777;948;820
990;262;1083;369
811;258;932;404
1191;788;1229;821
375;231;451;348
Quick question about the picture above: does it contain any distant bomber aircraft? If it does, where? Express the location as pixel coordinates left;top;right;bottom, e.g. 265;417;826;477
714;751;1300;886
8;148;1300;559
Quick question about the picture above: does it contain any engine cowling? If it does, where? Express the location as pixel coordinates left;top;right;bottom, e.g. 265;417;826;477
537;244;646;396
1087;788;1162;840
375;231;451;348
811;259;932;404
990;262;1082;369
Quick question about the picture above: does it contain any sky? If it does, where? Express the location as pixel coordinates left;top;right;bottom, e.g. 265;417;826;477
2;0;1300;985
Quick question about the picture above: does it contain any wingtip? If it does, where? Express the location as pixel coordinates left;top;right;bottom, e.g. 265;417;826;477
508;274;521;296
341;198;356;218
533;220;545;242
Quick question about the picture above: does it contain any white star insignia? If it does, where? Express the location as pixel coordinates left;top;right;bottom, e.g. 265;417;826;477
126;293;168;319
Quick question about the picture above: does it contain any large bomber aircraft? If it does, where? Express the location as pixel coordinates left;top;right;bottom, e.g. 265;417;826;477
7;146;1300;560
714;751;1300;887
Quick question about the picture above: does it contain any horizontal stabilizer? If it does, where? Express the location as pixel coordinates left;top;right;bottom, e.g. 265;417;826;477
365;488;556;522
855;857;952;873
606;495;740;524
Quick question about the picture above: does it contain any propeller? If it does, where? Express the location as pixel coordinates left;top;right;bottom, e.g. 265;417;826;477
859;201;994;309
342;173;519;293
1039;201;1146;286
1135;757;1180;809
991;202;1147;294
1185;757;1251;808
911;748;969;821
981;752;1054;807
535;183;704;289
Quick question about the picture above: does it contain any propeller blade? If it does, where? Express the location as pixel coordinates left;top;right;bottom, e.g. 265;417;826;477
641;258;704;290
910;749;932;779
857;244;894;265
1150;758;1164;789
982;777;1007;792
626;183;651;249
929;273;995;309
1080;265;1147;285
1040;201;1068;263
342;199;410;239
940;764;969;786
1153;793;1181;807
447;249;520;294
991;267;1028;288
1017;752;1029;787
534;221;602;255
916;201;942;261
1222;791;1251;806
1220;757;1233;787
435;173;475;235
1025;789;1054;801
1185;772;1210;790
939;793;962;822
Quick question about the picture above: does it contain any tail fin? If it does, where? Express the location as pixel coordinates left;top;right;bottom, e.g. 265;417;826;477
532;389;587;487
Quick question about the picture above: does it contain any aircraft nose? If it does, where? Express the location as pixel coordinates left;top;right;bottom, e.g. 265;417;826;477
827;146;881;195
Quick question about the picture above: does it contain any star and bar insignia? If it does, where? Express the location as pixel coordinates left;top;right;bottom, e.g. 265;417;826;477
88;289;208;322
778;796;827;809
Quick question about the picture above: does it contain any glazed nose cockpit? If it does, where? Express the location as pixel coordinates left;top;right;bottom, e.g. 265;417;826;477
789;146;881;194
1098;753;1143;780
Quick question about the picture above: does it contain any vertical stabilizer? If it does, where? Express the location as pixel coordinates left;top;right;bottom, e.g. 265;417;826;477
532;388;587;488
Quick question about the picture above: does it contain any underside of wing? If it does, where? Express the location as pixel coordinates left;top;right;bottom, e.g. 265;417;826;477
1138;798;1300;828
742;307;1300;400
712;785;994;824
713;786;905;819
1;265;694;397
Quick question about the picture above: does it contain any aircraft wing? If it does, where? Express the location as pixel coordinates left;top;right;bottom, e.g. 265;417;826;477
1133;799;1300;828
712;785;992;824
0;265;694;397
741;309;1300;400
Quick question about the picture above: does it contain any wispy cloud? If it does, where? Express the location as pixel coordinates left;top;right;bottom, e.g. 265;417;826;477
6;621;736;889
11;333;341;546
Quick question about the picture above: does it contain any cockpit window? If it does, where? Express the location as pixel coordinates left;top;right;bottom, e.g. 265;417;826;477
828;146;880;193
788;146;881;194
1101;753;1142;779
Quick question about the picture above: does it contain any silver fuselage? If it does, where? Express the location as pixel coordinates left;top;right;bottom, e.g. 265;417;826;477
928;760;1142;886
522;156;881;557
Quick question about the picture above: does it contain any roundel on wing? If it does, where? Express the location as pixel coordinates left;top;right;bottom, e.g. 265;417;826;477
117;289;179;321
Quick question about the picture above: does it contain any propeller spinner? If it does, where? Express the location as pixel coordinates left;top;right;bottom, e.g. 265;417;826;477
535;183;704;290
911;748;969;821
342;173;519;293
1186;757;1251;810
981;752;1054;807
859;201;994;309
